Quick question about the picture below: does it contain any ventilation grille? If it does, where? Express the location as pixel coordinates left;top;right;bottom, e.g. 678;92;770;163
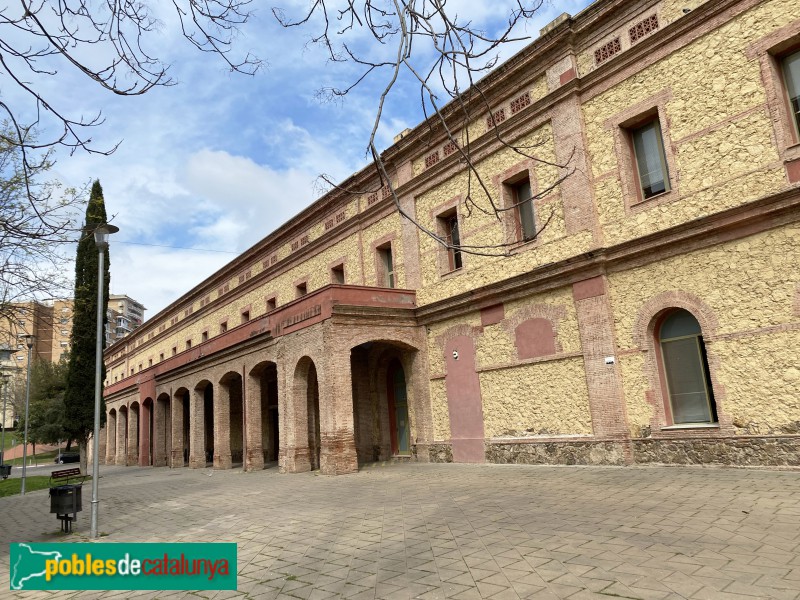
594;37;622;65
443;140;459;157
510;92;531;115
425;151;440;168
486;109;507;130
629;14;658;44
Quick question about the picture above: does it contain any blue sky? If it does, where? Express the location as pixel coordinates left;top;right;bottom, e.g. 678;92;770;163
32;0;593;318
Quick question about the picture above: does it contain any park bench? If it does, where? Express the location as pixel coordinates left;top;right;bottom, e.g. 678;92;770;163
49;468;86;533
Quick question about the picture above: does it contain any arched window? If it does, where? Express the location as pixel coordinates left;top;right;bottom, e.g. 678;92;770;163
658;309;717;424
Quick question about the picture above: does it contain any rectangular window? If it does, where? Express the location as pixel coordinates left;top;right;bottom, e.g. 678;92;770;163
331;263;345;284
172;347;177;356
148;359;153;367
631;120;670;199
438;210;463;271
185;340;192;350
296;282;307;297
266;297;276;311
513;179;536;242
377;244;395;288
159;353;164;362
783;49;800;137
220;321;228;334
201;331;208;342
241;310;250;324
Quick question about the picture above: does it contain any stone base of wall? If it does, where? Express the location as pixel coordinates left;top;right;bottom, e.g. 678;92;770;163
428;435;800;467
487;439;628;466
428;443;453;463
632;436;800;467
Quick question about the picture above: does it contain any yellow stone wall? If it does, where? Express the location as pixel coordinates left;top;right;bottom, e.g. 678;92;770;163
426;285;592;440
414;124;592;306
480;359;592;437
610;224;800;435
108;209;403;383
583;0;799;247
429;379;451;440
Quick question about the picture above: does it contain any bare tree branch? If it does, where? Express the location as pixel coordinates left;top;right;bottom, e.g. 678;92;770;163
278;0;573;256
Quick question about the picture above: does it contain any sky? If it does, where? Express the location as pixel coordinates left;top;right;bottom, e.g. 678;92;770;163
9;0;593;321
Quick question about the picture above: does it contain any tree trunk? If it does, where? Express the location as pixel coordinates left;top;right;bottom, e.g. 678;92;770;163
79;439;88;475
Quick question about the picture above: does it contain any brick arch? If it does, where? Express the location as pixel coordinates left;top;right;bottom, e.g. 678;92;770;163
504;303;566;358
435;323;479;350
504;303;567;331
633;290;720;348
632;290;731;435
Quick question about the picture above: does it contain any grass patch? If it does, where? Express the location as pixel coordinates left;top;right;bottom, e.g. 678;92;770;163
0;475;53;497
0;475;91;498
4;450;60;466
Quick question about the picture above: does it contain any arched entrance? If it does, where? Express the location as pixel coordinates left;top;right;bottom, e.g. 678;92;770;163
293;357;321;472
218;371;244;469
191;381;214;468
350;341;419;464
247;361;279;471
172;387;190;467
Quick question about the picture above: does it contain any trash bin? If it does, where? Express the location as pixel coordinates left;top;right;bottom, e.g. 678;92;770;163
49;484;82;515
0;464;10;479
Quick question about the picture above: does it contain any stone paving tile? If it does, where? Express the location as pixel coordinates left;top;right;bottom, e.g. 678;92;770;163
2;464;800;598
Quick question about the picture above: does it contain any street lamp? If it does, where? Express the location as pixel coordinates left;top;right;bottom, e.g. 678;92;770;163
91;223;118;539
19;333;35;495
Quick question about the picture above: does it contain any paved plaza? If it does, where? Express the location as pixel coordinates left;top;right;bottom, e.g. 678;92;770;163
1;462;800;599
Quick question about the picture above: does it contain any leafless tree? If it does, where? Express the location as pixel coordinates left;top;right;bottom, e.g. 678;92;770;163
0;128;82;329
0;1;261;317
275;0;574;256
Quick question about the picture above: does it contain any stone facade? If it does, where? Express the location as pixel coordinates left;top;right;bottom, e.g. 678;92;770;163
104;0;800;474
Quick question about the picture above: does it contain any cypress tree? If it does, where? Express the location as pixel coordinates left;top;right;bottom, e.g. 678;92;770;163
64;180;110;473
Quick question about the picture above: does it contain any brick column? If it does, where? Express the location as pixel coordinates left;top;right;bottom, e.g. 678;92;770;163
214;384;232;469
280;357;312;474
573;276;630;440
244;371;264;472
171;393;184;467
189;389;205;469
139;403;150;467
105;411;116;465
127;406;139;466
152;399;167;467
116;409;127;465
319;351;358;476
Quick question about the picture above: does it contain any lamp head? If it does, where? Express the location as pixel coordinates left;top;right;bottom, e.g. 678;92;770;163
18;334;34;349
93;224;120;249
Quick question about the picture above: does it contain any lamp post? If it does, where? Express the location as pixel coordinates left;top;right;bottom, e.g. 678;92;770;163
19;333;35;495
91;223;118;539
